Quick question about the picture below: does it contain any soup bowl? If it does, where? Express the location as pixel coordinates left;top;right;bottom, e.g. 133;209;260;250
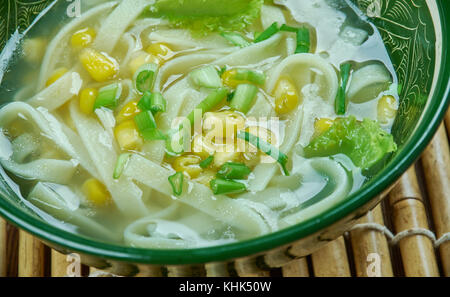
0;0;448;275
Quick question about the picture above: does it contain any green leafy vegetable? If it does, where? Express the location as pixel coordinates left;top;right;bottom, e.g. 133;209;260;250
304;116;397;170
150;0;264;36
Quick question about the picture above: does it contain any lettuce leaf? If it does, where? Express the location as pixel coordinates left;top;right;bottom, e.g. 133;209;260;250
149;0;264;35
304;116;397;170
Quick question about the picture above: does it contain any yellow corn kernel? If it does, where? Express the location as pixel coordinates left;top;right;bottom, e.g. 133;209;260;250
114;120;143;150
45;67;68;87
82;178;111;206
203;111;246;140
145;43;174;63
213;151;241;168
79;88;98;115
377;95;398;124
195;170;216;186
116;101;141;124
273;76;300;115
173;154;202;179
221;69;241;88
79;48;118;82
71;27;96;48
314;118;334;137
128;52;161;75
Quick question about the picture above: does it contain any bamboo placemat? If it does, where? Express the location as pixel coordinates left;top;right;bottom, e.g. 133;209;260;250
0;110;449;277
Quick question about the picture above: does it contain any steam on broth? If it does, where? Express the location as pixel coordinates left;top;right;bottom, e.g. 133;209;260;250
0;0;399;248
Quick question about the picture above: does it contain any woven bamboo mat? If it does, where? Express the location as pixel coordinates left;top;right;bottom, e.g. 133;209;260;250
0;110;449;277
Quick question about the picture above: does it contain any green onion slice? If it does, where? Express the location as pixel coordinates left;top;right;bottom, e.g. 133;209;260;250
94;82;122;110
168;172;184;196
254;22;279;43
210;178;247;195
233;69;266;86
138;91;166;114
113;153;131;179
133;63;158;93
237;130;290;176
295;27;310;54
189;65;223;89
335;63;352;115
187;88;228;125
229;84;258;114
140;128;167;141
217;162;251;180
199;155;214;169
134;110;157;133
220;32;251;47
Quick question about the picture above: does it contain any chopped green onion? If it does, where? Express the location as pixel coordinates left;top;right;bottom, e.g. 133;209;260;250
218;66;227;76
279;24;297;32
254;22;279;43
133;63;158;93
210;178;246;195
217;162;251;180
233;69;266;86
168;172;184;196
199;155;214;169
187;88;228;125
94;82;122;110
237;130;289;175
220;32;251;47
295;27;310;54
335;63;352;115
189;65;223;89
134;110;157;133
229;84;258;114
227;91;235;102
113;153;131;179
138;91;166;114
140;128;167;141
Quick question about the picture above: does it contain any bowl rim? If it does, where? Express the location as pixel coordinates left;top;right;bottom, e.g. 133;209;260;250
0;0;449;265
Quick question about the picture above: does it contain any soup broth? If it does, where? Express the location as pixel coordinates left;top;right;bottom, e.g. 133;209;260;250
0;0;399;248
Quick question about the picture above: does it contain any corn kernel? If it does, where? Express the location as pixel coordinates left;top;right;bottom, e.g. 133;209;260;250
79;88;98;115
314;118;334;137
203;111;245;140
79;48;118;82
172;154;202;179
273;76;300;114
221;69;241;88
128;52;160;75
145;43;174;63
377;95;398;124
45;67;68;87
82;178;111;206
114;120;143;150
116;101;141;124
71;27;96;48
213;151;241;168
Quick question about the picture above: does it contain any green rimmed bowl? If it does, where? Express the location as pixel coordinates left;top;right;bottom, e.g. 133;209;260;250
0;0;448;275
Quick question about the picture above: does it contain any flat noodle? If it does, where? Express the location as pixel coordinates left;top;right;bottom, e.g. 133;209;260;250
37;1;118;90
29;70;83;111
29;182;120;242
69;100;149;218
93;0;151;54
123;154;271;236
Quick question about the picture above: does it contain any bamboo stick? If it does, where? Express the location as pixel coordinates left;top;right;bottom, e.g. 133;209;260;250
205;262;230;277
18;230;46;277
167;265;205;277
421;124;450;275
311;236;351;276
281;258;310;277
349;204;393;277
264;247;295;268
0;219;6;276
134;265;164;277
389;167;439;276
234;257;270;277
